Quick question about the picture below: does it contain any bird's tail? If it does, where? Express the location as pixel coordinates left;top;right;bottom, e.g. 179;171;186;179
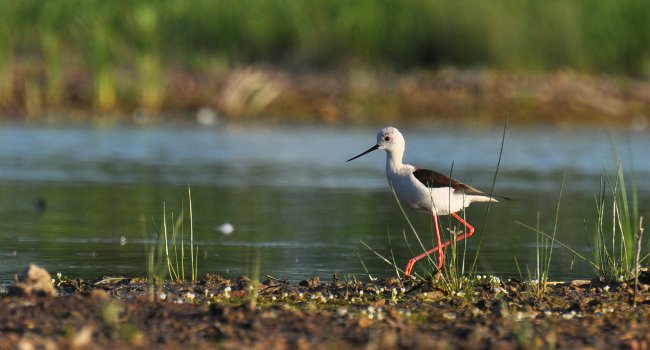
468;195;501;203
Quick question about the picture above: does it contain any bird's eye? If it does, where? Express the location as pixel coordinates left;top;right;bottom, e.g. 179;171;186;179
384;136;391;141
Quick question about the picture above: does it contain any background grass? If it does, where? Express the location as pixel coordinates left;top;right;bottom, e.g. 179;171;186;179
1;0;650;118
3;0;649;73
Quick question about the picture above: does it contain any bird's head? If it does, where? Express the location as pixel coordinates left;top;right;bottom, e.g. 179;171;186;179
346;126;405;162
376;126;405;153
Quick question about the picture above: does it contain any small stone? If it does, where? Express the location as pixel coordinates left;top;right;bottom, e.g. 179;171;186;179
12;264;57;296
299;276;320;289
71;326;94;348
89;289;109;300
387;309;403;323
237;276;251;290
569;279;591;288
357;317;373;328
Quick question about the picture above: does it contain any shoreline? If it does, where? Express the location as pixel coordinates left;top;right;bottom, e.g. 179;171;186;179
2;66;649;129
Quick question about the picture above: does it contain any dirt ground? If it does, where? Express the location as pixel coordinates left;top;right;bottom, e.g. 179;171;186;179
2;269;650;350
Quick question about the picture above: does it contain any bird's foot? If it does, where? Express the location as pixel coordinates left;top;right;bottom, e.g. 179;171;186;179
404;259;417;277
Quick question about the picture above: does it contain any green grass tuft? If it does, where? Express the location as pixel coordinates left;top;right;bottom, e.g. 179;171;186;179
150;186;199;283
590;162;644;282
515;171;565;298
518;153;646;287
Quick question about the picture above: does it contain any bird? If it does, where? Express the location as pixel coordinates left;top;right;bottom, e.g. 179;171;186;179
346;126;499;277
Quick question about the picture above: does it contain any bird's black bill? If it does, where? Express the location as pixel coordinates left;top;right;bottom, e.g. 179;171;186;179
346;144;379;162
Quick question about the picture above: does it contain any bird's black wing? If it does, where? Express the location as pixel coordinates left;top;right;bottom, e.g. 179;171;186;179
412;168;488;196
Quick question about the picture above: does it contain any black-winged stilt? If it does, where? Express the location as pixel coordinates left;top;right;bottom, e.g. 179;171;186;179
347;126;498;277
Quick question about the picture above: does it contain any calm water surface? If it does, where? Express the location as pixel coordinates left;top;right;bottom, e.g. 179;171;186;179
0;122;648;284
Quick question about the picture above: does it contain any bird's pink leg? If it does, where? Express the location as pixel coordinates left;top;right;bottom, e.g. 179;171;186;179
404;212;445;277
450;212;475;241
404;212;475;277
433;212;444;278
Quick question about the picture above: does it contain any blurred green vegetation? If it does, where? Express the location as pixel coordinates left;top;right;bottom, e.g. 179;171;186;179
1;0;649;117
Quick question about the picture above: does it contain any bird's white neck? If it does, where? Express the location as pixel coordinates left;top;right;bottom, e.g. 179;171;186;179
385;149;404;175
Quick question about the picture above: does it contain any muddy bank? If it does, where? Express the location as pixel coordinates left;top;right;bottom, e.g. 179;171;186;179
3;65;650;128
2;270;650;349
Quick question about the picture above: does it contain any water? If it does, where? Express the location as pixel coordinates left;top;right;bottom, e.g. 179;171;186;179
1;122;648;284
